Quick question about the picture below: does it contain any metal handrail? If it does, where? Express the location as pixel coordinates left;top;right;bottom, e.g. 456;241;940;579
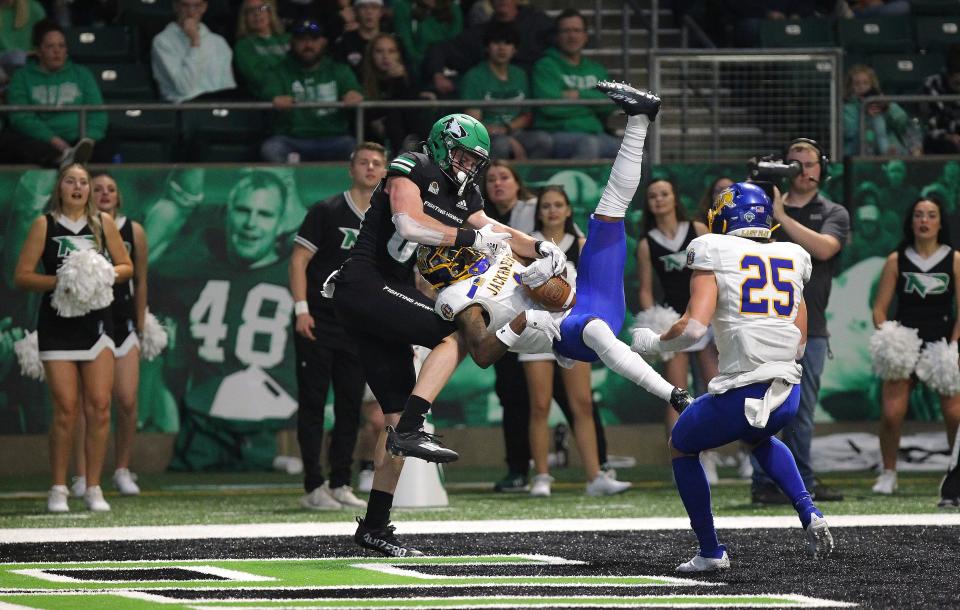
857;93;960;156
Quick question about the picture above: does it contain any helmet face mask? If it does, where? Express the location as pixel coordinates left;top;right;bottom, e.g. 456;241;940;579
709;182;775;240
427;114;491;187
416;244;490;290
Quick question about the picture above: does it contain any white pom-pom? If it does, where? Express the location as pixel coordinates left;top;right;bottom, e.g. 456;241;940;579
632;305;681;362
915;339;960;396
139;311;169;361
50;249;115;318
13;331;44;381
869;321;922;380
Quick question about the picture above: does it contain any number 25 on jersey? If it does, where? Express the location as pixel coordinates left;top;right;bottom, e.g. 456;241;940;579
739;255;796;317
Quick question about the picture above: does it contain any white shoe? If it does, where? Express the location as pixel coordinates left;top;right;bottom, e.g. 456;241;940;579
804;513;834;558
737;450;754;479
113;468;141;496
83;485;111;512
585;471;632;497
70;476;86;498
47;485;70;513
300;482;342;510
701;451;720;485
872;469;897;495
530;473;553;497
676;550;730;572
357;469;374;494
331;485;367;508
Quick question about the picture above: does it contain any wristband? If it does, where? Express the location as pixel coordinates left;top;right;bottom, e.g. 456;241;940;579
495;323;521;348
455;228;477;247
294;301;309;316
534;240;544;255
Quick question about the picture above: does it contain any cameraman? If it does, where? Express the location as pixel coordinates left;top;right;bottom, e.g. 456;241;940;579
749;139;850;505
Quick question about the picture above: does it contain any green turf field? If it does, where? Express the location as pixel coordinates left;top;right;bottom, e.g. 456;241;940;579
0;467;949;528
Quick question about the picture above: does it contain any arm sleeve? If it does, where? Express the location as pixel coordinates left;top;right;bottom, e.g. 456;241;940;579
6;73;55;142
79;67;107;140
819;203;850;247
336;62;362;96
294;205;321;253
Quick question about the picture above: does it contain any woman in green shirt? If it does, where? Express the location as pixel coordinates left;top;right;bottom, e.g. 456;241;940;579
392;0;461;81
234;0;290;99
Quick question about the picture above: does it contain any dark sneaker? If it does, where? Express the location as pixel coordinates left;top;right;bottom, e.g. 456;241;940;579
751;482;791;505
60;137;95;170
670;387;693;414
596;81;661;121
938;464;960;508
385;425;459;463
811;479;844;502
494;472;529;493
354;517;424;557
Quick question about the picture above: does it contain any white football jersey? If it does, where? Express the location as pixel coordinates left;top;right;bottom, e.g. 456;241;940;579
685;233;812;393
434;248;569;355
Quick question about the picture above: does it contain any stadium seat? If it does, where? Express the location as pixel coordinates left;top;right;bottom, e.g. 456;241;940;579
915;17;960;52
65;25;137;63
119;0;174;60
871;54;946;93
108;108;177;162
87;63;156;101
759;18;837;48
180;108;266;162
838;17;914;53
909;0;960;16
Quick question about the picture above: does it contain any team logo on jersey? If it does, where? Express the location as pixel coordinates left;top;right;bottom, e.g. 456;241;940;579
660;251;688;272
902;272;949;298
687;249;696;266
339;227;359;249
456;200;468;210
53;235;96;257
428;181;439;195
440;303;454;320
444;117;467;139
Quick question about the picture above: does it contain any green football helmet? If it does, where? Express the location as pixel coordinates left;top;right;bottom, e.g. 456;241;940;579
426;113;491;187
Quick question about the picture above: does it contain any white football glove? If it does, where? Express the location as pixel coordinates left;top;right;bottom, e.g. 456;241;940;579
525;309;561;342
520;256;554;288
473;223;512;256
630;327;662;355
537;240;567;275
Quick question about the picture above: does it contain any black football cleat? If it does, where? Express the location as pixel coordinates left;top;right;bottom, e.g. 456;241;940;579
596;81;661;121
354;517;424;557
669;387;693;414
386;425;459;463
938;463;960;508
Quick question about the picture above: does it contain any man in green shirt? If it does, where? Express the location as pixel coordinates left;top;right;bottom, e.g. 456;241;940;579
460;22;551;159
531;9;619;159
260;20;363;162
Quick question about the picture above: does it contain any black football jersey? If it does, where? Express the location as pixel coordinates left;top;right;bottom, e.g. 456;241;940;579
348;151;484;282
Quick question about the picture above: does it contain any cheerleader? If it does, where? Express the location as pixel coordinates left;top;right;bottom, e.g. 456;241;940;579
871;196;960;495
72;173;147;498
13;164;133;513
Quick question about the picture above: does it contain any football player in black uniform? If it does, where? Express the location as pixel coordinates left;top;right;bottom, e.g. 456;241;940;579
290;142;387;511
332;113;566;556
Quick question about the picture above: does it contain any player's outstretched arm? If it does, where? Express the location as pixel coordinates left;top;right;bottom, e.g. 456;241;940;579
633;270;716;354
454;306;560;368
467;209;539;259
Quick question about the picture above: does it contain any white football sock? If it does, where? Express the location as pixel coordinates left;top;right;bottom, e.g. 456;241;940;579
582;319;673;401
594;115;649;219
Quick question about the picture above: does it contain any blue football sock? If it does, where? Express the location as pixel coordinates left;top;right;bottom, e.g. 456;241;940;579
752;437;821;528
672;455;722;558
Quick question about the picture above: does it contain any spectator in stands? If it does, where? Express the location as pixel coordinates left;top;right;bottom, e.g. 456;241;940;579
425;0;552;97
234;0;289;100
277;0;357;45
531;9;618;159
835;0;911;18
921;160;959;215
0;0;45;84
922;44;960;155
5;19;105;167
460;22;551;160
260;19;362;162
843;64;922;157
334;0;384;78
879;159;919;215
359;32;429;153
393;0;461;85
151;0;236;103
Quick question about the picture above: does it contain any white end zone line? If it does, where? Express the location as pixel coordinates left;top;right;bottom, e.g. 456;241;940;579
1;514;958;544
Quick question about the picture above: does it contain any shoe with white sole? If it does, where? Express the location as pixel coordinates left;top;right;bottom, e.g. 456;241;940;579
585;471;632;496
804;513;834;558
529;473;553;497
300;482;342;511
357;469;374;494
872;469;897;495
113;468;141;496
331;485;367;508
676;547;730;572
70;476;86;498
83;485;111;512
47;485;70;513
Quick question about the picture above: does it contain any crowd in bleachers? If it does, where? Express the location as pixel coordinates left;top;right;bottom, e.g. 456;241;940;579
0;0;959;164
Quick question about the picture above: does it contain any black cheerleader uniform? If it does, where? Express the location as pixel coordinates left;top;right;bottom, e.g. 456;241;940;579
894;244;956;343
645;221;696;315
37;213;115;361
111;216;139;357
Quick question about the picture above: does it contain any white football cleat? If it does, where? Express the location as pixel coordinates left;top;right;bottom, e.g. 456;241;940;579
676;550;730;572
70;476;86;498
530;473;553;497
701;452;720;485
331;485;368;508
872;470;897;495
301;482;342;511
357;469;374;494
585;471;632;496
805;514;834;558
83;485;111;512
113;468;141;496
47;485;70;513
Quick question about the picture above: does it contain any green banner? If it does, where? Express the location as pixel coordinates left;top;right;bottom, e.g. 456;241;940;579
1;159;957;468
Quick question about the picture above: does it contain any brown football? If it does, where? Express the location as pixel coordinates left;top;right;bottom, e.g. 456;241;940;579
525;275;576;312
